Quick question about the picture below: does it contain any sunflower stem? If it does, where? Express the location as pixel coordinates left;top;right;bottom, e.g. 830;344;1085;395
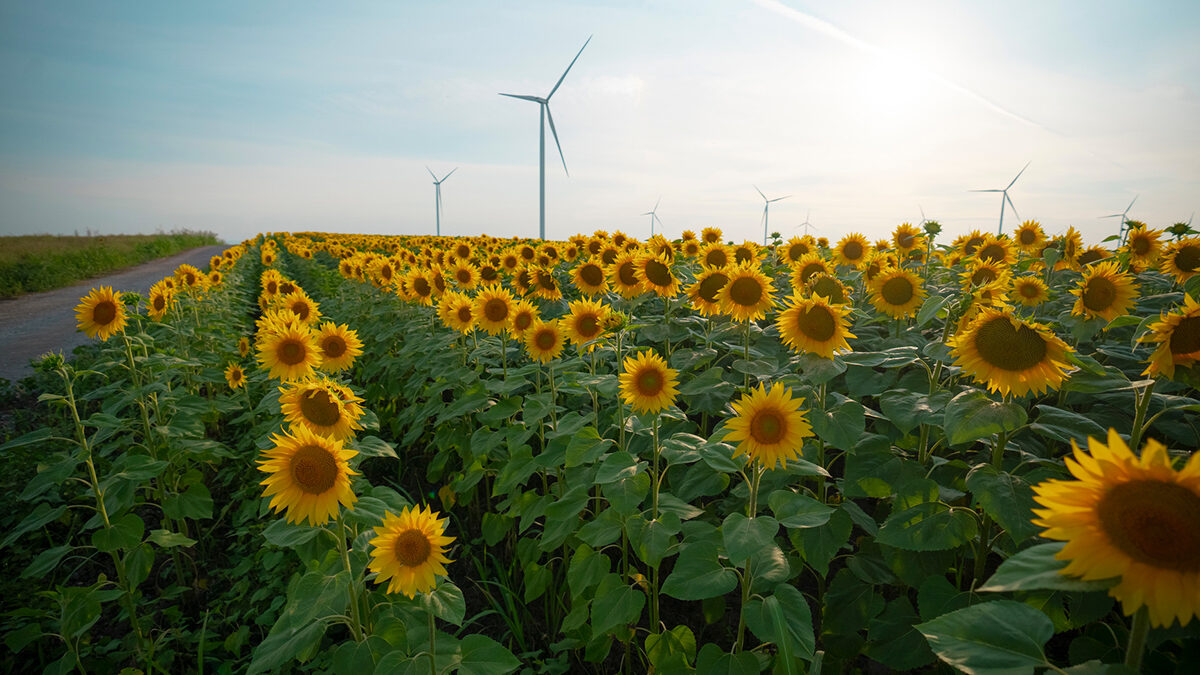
547;362;558;432
663;296;672;358
1123;605;1151;670
334;511;364;642
428;608;438;675
742;321;751;390
650;414;661;633
617;330;626;450
1130;380;1155;450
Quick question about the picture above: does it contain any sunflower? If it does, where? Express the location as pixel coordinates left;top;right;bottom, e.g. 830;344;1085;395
973;235;1017;267
833;233;870;268
258;424;358;526
508;299;539;339
572;258;608;296
948;309;1073;397
1012;276;1050;307
960;260;1010;289
1077;245;1111;267
1013;220;1046;254
1123;225;1162;271
257;322;323;381
280;378;365;441
279;290;321;325
450;261;478;289
892;223;924;253
788;253;833;292
1031;429;1200;628
472;284;515;336
680;239;701;258
719;263;776;322
618;350;679;414
368;504;455;598
405;269;436;306
1140;294;1200;379
699;243;732;270
146;281;174;322
781;236;816;265
775;294;855;359
175;264;207;292
732;241;763;266
1059;227;1085;270
316;322;364;372
208;270;224;286
687;268;730;317
724;382;813;470
524;319;565;363
1160;237;1200;285
701;226;723;244
636;251;680;297
804;273;850;305
563;298;610;351
75;286;127;341
645;235;676;264
224;362;245;390
238;336;252;358
1071;260;1139;322
608;251;644;299
439;291;477;334
869;268;926;319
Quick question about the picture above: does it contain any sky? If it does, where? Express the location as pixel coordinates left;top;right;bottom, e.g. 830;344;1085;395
1;0;1198;247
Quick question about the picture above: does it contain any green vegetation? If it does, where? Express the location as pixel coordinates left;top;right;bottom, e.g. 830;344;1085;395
0;230;221;298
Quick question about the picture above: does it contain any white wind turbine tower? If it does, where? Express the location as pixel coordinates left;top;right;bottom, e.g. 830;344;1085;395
1101;195;1138;244
642;197;664;237
755;185;791;245
499;36;592;240
971;162;1029;236
427;166;457;237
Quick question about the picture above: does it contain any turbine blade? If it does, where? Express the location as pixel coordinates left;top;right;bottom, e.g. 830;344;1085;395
970;189;1002;193
1125;195;1138;214
548;35;593;99
654;196;661;212
770;195;791;202
427;165;437;180
654;214;663;226
1007;161;1031;189
1101;214;1123;219
442;167;457;182
545;104;568;176
1006;193;1020;222
640;211;653;216
754;185;767;200
499;93;544;103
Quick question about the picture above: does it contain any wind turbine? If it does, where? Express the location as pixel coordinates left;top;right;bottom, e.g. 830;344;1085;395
971;162;1029;235
1101;195;1138;243
641;197;664;237
427;166;457;237
499;36;592;240
794;210;816;237
755;185;790;245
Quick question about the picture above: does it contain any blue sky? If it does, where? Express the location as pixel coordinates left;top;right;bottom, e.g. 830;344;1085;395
1;0;1197;246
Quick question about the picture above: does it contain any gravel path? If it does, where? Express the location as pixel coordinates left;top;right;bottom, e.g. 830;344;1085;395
0;245;227;384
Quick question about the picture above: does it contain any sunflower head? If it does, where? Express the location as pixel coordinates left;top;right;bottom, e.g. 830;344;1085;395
1012;275;1050;307
75;286;127;341
618;350;679;414
369;504;455;598
279;377;365;441
869;268;927;319
508;300;539;338
257;322;323;381
948;309;1073;397
701;226;723;244
636;251;680;297
892;223;925;252
1160;237;1200;285
782;236;816;264
224;362;245;390
724;382;813;470
1032;429;1200;627
1070;260;1139;322
688;268;730;317
524;319;565;363
564;298;611;351
258;425;358;526
720;263;775;322
1139;294;1200;379
316;322;364;373
608;252;644;299
1013;220;1046;253
572;258;608;296
775;294;856;359
833;233;870;268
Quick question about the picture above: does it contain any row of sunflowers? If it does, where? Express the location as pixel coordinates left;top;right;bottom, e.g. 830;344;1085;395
4;218;1198;673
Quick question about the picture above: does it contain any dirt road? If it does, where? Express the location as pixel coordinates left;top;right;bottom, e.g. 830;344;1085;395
0;245;227;384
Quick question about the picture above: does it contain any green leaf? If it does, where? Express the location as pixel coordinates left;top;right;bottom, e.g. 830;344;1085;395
92;513;145;553
352;435;398;459
965;464;1040;544
876;503;978;552
565;427;613;467
247;622;325;675
768;490;835;529
2;503;67;550
745;583;815;660
458;634;521;675
810;398;865;451
943;391;1027;445
262;518;321;548
695;643;759;675
58;584;106;639
602;471;650;516
331;636;391;675
162;482;214;521
661;542;738;601
1029;405;1106;446
108;453;169;481
979;542;1117;593
568;544;610;600
436;388;488;424
794;352;847;385
147;529;196;548
645;625;697;675
916;295;949;327
721;513;779;565
21;544;72;579
839;346;920;368
697;440;743;474
789;506;852;577
879;390;950;435
524;562;552;602
595;451;640;484
865;595;935;670
0;426;57;451
590;572;646;636
422;580;466;627
493;446;536;496
916;600;1053;674
477;396;522;424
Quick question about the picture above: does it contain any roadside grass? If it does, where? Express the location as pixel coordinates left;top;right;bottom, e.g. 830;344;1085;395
0;230;222;298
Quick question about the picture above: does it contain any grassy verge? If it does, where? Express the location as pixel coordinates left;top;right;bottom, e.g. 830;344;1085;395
0;230;222;298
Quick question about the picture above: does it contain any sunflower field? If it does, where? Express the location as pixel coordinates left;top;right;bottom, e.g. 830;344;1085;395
3;220;1200;674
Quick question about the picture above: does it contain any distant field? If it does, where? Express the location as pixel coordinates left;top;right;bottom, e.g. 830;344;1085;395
0;231;221;298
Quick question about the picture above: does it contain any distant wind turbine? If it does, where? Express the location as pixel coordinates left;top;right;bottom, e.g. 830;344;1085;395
1101;195;1138;243
499;36;592;240
971;162;1029;235
641;197;664;237
426;166;457;237
755;185;790;245
794;210;817;237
